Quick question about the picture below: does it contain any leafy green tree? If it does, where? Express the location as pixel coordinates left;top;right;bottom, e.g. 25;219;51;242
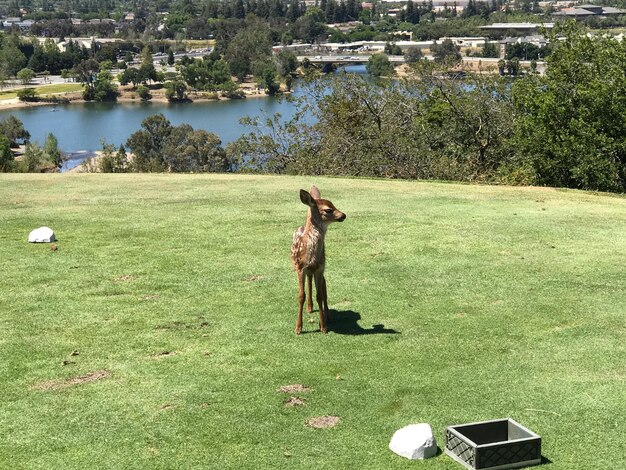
43;133;63;168
404;46;423;64
366;54;394;77
164;79;188;101
126;114;173;172
224;19;273;81
17;68;35;85
512;24;626;192
125;114;230;172
119;68;141;87
84;70;118;102
0;115;30;147
17;88;38;101
482;41;499;58
0;135;14;172
136;85;152;100
98;142;128;173
18;143;58;173
0;42;27;77
497;59;505;75
506;57;520;76
276;50;298;78
253;60;280;95
432;39;462;66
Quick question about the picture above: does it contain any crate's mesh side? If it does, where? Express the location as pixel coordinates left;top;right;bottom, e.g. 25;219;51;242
446;430;476;467
479;441;541;468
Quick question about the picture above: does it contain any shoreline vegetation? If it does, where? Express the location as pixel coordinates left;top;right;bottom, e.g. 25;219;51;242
0;60;505;111
0;80;283;111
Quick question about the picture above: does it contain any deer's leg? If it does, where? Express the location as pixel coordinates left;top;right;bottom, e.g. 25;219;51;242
321;275;331;324
306;275;313;313
295;270;305;335
314;271;327;333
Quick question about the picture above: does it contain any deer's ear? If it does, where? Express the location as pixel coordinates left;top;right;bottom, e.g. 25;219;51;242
300;189;314;206
310;185;321;200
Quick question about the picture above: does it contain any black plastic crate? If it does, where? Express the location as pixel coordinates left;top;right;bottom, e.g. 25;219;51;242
445;418;541;470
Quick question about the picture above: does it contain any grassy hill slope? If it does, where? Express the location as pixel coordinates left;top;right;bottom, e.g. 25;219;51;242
1;174;625;469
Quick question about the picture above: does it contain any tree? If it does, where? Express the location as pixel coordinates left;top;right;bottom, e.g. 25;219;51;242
84;71;118;102
126;114;173;172
404;46;423;64
0;135;14;172
0;42;27;77
0;115;30;147
17;88;38;101
17;68;35;85
254;60;280;95
224;19;273;81
164;79;188;101
276;50;298;78
136;85;152;100
366;54;394;77
432;39;462;66
125;114;230;172
43;133;63;168
482;41;499;58
512;24;626;192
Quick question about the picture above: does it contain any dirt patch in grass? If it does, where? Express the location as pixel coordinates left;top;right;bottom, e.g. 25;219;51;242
153;351;176;358
159;403;176;411
284;396;306;407
245;275;263;282
32;370;110;391
115;274;134;282
156;317;210;331
277;384;311;393
307;416;340;429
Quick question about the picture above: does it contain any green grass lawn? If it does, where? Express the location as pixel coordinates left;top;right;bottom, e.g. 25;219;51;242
0;83;83;101
1;174;625;469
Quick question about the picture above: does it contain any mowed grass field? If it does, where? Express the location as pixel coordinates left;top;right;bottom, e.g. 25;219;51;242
1;174;625;469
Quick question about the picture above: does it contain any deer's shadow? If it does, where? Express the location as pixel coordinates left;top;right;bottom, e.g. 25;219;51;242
328;310;400;335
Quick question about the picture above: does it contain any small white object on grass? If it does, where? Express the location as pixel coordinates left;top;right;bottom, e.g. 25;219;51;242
28;227;56;243
389;423;437;460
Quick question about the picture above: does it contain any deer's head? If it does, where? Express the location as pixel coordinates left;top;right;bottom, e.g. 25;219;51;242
300;186;346;224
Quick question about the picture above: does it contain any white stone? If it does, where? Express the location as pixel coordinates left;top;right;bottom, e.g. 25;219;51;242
28;227;56;243
389;423;437;460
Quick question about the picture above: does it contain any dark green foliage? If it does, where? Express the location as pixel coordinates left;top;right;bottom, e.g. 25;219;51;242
231;72;515;181
126;114;231;173
0;115;30;147
136;85;152;101
164;79;188;101
16;87;39;101
0;135;14;172
366;54;394;77
83;70;118;102
481;41;499;58
43;133;63;168
224;18;273;81
512;23;626;192
432;39;462;66
404;46;423;64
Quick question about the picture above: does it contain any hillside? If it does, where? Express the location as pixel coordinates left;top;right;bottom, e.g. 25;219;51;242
1;174;625;469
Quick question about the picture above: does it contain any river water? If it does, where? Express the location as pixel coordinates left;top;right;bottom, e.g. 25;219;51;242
0;65;367;171
0;96;298;170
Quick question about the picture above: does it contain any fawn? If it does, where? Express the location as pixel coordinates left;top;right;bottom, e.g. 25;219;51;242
291;186;346;334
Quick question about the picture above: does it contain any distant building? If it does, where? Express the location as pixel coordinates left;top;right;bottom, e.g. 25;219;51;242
553;4;626;17
480;23;555;32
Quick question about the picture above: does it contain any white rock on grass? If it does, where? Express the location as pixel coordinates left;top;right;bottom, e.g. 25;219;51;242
389;423;437;460
28;227;56;243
